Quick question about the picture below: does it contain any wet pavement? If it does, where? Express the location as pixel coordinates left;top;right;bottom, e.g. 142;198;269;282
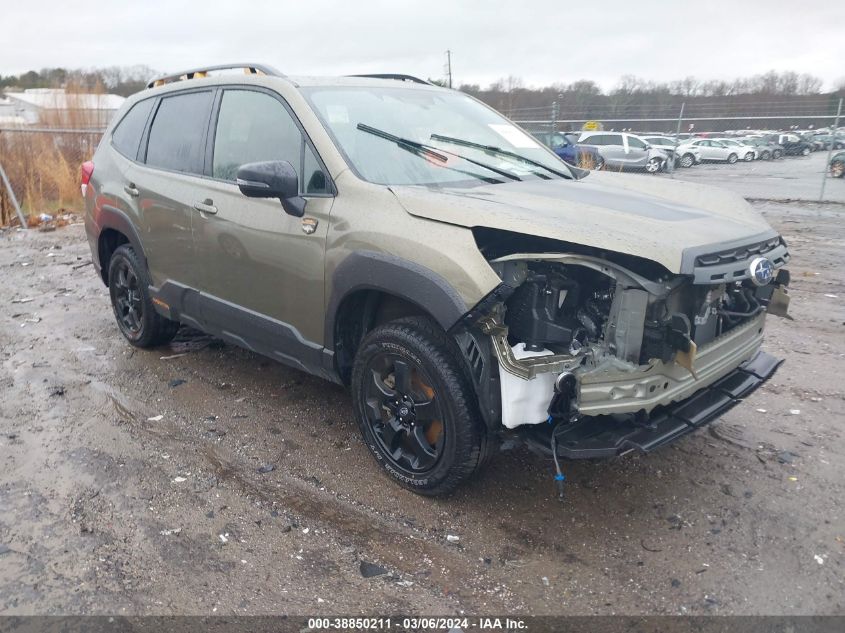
0;201;843;615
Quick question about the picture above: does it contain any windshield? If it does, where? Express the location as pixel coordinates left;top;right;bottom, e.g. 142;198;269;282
303;85;573;186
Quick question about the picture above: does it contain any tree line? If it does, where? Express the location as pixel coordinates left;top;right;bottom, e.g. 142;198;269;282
0;66;156;97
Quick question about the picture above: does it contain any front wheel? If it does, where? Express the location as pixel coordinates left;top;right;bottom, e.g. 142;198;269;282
108;244;179;347
801;147;811;156
744;152;754;161
645;157;662;173
773;149;783;159
351;317;489;496
831;160;845;178
679;153;695;168
761;150;771;160
593;156;605;171
727;153;738;164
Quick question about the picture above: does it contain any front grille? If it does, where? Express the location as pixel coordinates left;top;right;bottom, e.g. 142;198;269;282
695;236;782;267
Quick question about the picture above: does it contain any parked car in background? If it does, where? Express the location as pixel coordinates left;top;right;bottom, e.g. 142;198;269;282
576;132;668;172
813;134;845;150
685;139;741;163
767;134;813;156
532;130;605;170
740;137;784;160
714;138;757;161
641;136;702;168
831;151;845;178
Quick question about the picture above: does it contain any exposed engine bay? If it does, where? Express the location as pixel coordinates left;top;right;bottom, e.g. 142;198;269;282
470;246;790;430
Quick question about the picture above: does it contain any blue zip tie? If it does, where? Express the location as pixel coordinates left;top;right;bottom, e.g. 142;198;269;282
554;473;565;482
547;415;554;425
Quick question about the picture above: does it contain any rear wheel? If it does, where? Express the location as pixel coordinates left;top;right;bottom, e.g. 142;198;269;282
773;149;783;159
761;150;771;160
351;317;488;496
727;153;738;164
831;160;845;178
801;146;811;156
108;245;179;348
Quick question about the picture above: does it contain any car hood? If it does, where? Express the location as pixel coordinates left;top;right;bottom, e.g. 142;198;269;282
389;172;775;273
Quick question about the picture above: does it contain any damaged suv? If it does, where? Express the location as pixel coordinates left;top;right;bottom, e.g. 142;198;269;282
83;64;790;495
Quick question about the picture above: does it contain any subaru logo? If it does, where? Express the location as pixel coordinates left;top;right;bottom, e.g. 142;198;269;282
748;257;774;286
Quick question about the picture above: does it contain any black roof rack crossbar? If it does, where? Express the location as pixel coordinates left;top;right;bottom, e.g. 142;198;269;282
347;74;433;85
147;63;285;89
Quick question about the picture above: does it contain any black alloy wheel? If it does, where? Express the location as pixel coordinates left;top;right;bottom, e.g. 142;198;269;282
363;353;445;475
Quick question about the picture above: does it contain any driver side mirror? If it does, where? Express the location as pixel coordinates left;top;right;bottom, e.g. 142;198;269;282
237;160;306;217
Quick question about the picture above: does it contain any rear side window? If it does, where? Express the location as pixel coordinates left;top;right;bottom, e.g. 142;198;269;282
212;90;301;181
145;91;214;174
111;99;154;159
627;136;646;149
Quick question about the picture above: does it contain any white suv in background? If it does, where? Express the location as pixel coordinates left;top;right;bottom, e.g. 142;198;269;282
577;131;669;172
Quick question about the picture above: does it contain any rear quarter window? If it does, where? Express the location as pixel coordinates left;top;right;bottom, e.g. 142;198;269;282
145;91;214;174
111;99;155;160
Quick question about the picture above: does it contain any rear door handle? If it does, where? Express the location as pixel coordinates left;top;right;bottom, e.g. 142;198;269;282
124;183;139;197
192;199;217;215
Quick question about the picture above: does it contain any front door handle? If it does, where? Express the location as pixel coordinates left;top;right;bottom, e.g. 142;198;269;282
192;199;217;215
124;183;139;197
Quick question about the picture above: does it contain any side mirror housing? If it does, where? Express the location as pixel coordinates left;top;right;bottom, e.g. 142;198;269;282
236;160;306;217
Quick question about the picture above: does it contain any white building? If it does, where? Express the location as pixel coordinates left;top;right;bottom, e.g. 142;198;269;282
1;88;125;128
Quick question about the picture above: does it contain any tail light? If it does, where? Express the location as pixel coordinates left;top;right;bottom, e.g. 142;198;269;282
81;161;94;197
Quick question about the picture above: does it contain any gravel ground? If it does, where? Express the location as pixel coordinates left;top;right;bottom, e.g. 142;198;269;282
0;201;843;616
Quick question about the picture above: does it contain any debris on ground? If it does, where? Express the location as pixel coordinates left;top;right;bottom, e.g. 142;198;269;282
789;409;801;415
159;528;182;536
147;415;163;422
359;561;387;578
168;379;186;388
257;464;276;474
446;534;460;544
172;476;187;483
777;451;800;464
814;554;825;565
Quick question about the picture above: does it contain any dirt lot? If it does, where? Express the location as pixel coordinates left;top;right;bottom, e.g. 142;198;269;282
0;201;843;616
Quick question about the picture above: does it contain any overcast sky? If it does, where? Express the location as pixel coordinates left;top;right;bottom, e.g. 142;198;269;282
3;1;844;90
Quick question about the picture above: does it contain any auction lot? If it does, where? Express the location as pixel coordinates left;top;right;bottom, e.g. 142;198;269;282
0;195;842;616
663;150;845;203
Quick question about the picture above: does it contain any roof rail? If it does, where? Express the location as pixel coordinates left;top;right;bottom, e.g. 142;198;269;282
347;74;433;86
147;63;285;89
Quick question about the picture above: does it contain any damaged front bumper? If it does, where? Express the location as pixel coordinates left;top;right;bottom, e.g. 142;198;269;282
521;349;782;459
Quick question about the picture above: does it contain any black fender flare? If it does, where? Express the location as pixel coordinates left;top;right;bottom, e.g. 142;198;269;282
95;205;148;282
324;250;469;351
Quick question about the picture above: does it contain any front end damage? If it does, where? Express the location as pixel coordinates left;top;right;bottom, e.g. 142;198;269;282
455;234;790;461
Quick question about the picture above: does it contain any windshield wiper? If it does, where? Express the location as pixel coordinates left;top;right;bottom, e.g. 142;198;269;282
430;133;573;180
357;123;521;182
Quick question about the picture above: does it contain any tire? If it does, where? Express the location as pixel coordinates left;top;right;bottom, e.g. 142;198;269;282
593;157;605;171
108;244;179;348
831;161;845;178
679;153;695;168
645;157;662;173
727;153;738;164
773;149;783;159
801;147;811;156
351;317;487;496
744;152;754;161
761;150;771;160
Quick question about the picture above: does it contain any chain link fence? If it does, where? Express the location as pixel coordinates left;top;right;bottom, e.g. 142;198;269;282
0;126;103;225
